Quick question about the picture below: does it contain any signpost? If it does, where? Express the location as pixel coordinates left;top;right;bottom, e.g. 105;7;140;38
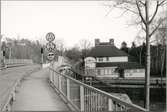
47;52;55;61
45;32;56;61
46;42;56;52
46;32;55;42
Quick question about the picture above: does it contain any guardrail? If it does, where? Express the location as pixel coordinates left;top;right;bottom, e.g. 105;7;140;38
49;67;147;112
5;59;33;65
0;59;33;70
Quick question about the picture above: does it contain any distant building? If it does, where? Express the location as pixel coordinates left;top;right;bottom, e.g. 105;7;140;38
84;39;145;79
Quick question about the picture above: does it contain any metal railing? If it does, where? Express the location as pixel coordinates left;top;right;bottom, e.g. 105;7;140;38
5;59;33;65
49;67;147;112
0;59;33;70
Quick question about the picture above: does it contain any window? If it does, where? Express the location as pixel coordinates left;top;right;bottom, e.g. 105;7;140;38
98;58;103;62
106;57;109;62
108;69;111;74
100;69;104;75
105;69;108;75
97;69;101;75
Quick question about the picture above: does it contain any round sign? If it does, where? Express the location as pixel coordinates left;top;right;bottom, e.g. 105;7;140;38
46;42;56;52
46;32;55;42
47;52;55;61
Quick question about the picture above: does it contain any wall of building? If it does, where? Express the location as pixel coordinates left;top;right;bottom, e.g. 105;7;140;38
96;56;128;63
85;67;145;78
84;57;96;69
93;67;119;78
124;69;145;78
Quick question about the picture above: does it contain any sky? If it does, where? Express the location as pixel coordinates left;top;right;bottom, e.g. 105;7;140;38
1;1;140;48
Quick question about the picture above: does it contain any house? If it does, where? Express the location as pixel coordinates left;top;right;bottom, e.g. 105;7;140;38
84;39;145;79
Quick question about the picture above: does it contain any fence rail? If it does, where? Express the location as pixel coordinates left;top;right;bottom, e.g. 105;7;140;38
5;59;33;65
49;67;147;112
0;59;33;70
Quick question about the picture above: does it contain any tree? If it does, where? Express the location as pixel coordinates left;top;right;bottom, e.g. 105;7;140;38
131;42;136;48
105;0;167;110
65;46;81;62
55;39;65;56
120;41;129;53
79;39;92;58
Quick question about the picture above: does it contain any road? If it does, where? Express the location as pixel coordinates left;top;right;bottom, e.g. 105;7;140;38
11;68;70;111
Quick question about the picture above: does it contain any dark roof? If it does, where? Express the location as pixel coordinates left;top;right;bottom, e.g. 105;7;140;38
88;45;128;57
96;62;144;69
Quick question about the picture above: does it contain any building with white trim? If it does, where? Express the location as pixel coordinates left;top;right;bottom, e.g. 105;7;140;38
84;39;145;79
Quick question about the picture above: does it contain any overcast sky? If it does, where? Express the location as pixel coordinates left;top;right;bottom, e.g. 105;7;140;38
1;1;140;48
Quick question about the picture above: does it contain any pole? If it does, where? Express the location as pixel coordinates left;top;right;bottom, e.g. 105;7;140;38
41;47;44;68
0;36;2;67
145;0;150;111
9;47;12;63
41;53;43;68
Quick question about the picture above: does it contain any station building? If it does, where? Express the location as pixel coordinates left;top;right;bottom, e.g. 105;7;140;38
84;39;145;79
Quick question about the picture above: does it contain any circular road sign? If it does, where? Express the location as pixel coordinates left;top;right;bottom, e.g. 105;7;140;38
47;52;55;61
46;32;55;42
46;42;56;52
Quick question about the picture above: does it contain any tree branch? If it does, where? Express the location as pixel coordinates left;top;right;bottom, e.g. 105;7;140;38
149;1;159;24
136;1;146;25
158;0;167;6
149;20;163;37
139;1;145;6
141;23;146;32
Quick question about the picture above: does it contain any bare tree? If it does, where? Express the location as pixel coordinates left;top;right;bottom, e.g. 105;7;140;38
79;39;92;58
54;39;65;56
104;0;167;110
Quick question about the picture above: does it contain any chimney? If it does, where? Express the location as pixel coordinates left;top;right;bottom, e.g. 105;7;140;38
95;39;100;46
109;39;114;46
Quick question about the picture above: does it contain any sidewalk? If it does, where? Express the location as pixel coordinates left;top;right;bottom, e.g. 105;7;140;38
0;65;40;111
11;68;70;111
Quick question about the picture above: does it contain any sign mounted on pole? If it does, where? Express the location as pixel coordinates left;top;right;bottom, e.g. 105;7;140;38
46;32;55;42
46;42;56;52
47;52;55;61
45;32;56;61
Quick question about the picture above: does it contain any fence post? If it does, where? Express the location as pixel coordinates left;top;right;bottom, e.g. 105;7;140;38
49;69;52;82
52;70;54;84
67;78;70;99
58;75;62;91
108;98;113;111
80;85;84;111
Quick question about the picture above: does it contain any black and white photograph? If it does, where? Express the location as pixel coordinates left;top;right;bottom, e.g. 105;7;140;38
0;0;166;112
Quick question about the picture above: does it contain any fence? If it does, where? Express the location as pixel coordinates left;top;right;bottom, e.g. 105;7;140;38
49;67;147;112
5;59;33;65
